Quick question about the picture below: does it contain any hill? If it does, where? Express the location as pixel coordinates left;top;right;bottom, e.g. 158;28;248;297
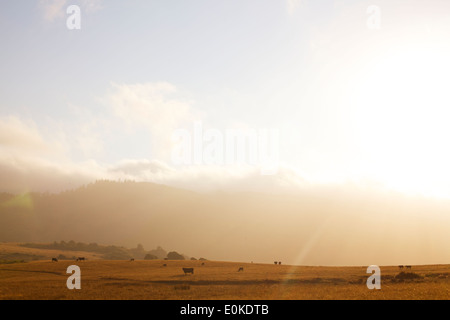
0;180;449;265
0;241;172;262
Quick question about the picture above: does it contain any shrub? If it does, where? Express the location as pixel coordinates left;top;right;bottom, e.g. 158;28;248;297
395;272;423;281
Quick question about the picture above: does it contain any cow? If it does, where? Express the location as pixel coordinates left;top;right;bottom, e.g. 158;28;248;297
52;258;58;262
76;257;86;261
278;261;282;265
406;265;412;270
274;261;278;265
182;267;194;275
238;267;244;272
130;258;135;262
398;265;404;270
201;262;205;266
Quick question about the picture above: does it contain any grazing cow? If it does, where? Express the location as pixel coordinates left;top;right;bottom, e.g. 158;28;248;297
398;265;404;270
201;262;205;266
238;267;244;272
406;265;412;270
130;258;135;262
76;257;86;261
278;261;282;265
182;267;194;275
274;261;278;265
52;258;58;262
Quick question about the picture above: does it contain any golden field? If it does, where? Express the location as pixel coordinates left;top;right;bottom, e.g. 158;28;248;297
0;259;448;300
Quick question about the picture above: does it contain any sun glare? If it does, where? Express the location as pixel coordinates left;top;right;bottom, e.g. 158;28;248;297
351;44;450;198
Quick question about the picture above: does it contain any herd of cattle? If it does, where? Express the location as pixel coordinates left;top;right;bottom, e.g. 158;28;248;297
50;258;415;275
50;257;285;274
398;265;412;270
51;257;414;274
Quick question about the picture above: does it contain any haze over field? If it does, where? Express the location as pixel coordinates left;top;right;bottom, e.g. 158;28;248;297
1;181;449;266
1;1;449;267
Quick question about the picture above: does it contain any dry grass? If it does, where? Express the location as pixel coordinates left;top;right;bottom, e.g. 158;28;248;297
0;259;448;300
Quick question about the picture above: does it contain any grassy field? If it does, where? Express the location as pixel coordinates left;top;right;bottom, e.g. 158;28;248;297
0;259;448;300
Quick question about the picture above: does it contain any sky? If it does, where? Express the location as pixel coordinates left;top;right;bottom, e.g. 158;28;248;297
1;0;450;198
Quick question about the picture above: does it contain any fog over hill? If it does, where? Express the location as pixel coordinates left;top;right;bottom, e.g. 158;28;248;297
0;181;449;266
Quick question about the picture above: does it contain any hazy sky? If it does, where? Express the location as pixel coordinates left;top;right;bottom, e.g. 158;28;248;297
1;0;450;197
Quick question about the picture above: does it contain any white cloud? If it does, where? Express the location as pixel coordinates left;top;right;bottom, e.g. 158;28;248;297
0;116;47;151
0;115;92;192
0;116;66;157
108;159;175;179
0;155;104;193
105;82;201;160
105;159;307;194
0;82;308;193
0;112;405;195
0;116;300;193
0;150;307;193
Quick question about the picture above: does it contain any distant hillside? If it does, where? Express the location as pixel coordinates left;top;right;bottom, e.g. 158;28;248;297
0;241;189;263
1;180;450;265
19;241;168;260
0;242;100;263
0;180;199;253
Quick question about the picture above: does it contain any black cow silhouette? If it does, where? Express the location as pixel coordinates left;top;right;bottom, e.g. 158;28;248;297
182;267;194;275
398;265;404;270
238;267;244;272
76;257;86;261
52;258;58;262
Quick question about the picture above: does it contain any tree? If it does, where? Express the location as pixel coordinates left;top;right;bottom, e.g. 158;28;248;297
167;251;185;260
